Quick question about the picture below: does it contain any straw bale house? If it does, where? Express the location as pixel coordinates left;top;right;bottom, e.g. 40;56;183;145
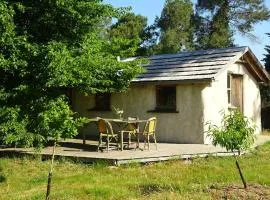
71;46;269;144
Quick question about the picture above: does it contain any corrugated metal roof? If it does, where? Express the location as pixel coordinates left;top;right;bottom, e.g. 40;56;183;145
132;46;249;83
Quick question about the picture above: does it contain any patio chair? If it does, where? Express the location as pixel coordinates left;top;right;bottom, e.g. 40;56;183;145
119;117;140;150
97;118;118;152
141;117;157;150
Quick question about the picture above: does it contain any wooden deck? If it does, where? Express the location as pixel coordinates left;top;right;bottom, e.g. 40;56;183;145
1;135;270;165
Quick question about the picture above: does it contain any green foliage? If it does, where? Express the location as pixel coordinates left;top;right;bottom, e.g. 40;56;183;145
207;110;256;153
36;97;88;142
195;0;233;49
195;0;270;49
109;13;150;57
260;33;270;103
263;33;270;74
45;33;143;93
154;0;195;54
260;84;270;103
0;0;143;148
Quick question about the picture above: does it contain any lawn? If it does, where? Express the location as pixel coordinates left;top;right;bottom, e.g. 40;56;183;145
1;142;270;200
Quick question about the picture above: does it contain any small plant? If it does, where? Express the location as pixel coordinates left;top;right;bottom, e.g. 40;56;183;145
207;110;256;189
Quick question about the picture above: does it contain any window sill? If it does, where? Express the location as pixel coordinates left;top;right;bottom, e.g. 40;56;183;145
147;109;179;113
87;108;111;112
228;105;238;110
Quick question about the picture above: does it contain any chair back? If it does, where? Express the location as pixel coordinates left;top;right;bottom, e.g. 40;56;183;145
128;117;139;132
97;118;114;136
143;117;157;135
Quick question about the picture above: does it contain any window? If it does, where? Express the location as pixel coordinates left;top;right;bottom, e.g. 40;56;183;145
227;74;243;112
227;74;232;105
156;85;176;111
94;93;111;111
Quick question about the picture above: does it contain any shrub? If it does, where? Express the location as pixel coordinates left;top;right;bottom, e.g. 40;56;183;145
207;110;256;189
207;110;256;154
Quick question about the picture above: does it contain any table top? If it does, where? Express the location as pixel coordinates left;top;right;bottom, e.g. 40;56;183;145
89;117;148;123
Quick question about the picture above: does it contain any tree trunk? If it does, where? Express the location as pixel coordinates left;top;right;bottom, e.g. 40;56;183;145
234;155;247;189
46;141;57;200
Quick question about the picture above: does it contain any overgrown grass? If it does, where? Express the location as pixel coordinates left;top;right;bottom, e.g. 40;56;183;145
1;142;270;199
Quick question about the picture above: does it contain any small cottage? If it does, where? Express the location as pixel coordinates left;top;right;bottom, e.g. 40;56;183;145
71;46;269;144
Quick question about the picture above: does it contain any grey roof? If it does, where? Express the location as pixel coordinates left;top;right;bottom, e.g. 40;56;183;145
131;46;266;83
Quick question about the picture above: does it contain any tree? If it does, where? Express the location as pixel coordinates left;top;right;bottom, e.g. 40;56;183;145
260;33;270;110
154;0;195;54
264;33;270;74
0;0;143;199
109;13;151;57
0;0;142;148
195;0;233;49
195;0;270;49
207;110;256;189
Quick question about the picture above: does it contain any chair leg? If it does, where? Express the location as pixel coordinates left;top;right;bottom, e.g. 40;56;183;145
97;135;102;152
120;131;124;151
136;133;140;150
128;133;131;149
115;136;119;151
143;135;146;150
153;134;157;150
147;135;150;151
107;135;109;153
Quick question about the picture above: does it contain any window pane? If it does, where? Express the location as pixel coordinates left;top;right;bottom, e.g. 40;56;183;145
95;93;111;110
227;74;231;89
156;86;176;110
227;90;231;104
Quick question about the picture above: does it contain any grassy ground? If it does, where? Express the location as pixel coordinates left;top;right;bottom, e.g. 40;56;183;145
1;142;270;200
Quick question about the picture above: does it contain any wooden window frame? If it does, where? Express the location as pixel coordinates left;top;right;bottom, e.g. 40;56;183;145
92;93;111;111
227;74;232;106
151;85;177;113
227;73;244;112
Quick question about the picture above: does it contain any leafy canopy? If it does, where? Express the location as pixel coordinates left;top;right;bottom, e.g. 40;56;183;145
109;13;151;57
154;0;195;54
0;0;143;148
207;110;256;153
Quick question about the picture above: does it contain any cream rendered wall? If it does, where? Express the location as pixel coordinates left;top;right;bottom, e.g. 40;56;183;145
72;84;207;143
202;63;262;144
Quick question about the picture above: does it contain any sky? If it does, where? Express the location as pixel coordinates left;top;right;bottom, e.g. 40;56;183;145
104;0;270;64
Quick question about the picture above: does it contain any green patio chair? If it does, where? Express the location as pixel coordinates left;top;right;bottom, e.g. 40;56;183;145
97;118;118;152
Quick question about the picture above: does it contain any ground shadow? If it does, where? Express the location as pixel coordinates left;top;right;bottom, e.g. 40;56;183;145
58;141;98;152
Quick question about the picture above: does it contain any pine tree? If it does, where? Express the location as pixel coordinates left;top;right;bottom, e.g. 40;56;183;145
109;13;150;57
154;0;195;54
261;33;270;104
195;0;270;49
264;33;270;73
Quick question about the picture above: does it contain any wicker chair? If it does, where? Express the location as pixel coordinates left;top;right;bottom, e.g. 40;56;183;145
142;117;157;150
119;117;140;150
97;118;118;152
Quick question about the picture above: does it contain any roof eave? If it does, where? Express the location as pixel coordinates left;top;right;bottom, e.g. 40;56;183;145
131;78;213;85
244;49;270;84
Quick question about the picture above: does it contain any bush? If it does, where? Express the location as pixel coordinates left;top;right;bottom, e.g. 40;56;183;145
207;110;256;154
207;110;256;189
